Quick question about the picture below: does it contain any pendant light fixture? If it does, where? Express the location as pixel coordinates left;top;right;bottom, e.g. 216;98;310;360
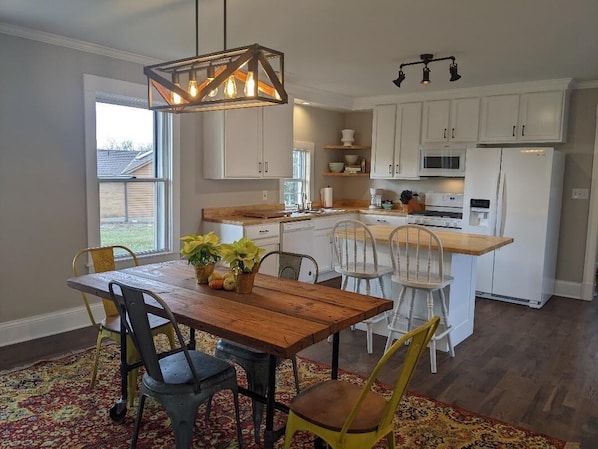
393;53;461;88
144;0;287;113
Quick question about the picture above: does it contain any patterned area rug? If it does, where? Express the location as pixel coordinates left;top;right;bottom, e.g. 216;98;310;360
0;331;572;449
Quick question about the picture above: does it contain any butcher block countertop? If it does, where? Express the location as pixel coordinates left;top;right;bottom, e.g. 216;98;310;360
367;225;513;256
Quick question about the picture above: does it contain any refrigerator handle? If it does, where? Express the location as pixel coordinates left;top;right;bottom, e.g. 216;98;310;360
496;172;507;237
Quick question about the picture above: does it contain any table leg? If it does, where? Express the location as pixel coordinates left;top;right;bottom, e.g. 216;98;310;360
331;331;339;379
263;354;278;449
189;327;196;350
109;317;128;421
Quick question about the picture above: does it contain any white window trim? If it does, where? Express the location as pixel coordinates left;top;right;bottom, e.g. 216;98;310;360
280;140;315;204
83;74;180;261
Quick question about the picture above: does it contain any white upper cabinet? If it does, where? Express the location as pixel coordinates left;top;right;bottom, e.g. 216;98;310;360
371;102;421;179
421;97;479;144
203;100;293;179
479;91;566;143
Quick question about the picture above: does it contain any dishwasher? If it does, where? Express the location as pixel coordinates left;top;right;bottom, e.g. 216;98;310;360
281;219;316;282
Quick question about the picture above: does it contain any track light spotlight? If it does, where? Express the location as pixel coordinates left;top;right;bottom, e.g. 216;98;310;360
392;53;462;88
421;66;431;85
393;69;406;88
449;61;461;82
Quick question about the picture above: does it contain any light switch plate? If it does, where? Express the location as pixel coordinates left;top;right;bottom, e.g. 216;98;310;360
572;188;589;200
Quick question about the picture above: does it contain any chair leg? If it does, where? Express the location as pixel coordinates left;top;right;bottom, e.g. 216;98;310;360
406;288;416;331
385;286;407;352
90;331;104;388
163;396;201;449
131;394;146;449
366;322;374;354
231;387;244;449
439;288;455;358
386;430;397;449
427;291;437;373
291;357;301;393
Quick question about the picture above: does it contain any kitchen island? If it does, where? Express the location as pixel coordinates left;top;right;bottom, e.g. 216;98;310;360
352;225;514;349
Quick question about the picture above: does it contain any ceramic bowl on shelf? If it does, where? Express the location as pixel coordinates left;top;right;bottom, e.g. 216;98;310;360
328;162;345;173
344;154;359;165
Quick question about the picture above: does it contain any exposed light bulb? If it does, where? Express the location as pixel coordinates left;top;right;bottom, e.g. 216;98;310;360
206;66;218;98
172;72;182;104
188;71;198;97
244;71;256;97
224;74;237;98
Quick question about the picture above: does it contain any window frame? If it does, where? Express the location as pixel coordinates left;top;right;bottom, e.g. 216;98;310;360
83;74;180;261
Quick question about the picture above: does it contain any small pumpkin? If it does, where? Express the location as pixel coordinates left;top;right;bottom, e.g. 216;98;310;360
208;279;225;290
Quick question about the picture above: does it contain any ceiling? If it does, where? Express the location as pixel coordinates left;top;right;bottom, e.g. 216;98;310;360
2;0;598;108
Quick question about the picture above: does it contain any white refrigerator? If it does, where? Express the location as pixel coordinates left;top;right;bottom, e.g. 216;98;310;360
462;147;565;308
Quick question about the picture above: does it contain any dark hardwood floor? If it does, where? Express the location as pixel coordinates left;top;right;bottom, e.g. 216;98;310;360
2;286;596;447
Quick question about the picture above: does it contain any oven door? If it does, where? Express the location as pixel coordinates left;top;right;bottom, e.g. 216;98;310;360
419;148;466;177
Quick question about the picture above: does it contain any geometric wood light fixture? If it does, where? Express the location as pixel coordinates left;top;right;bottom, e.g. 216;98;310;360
144;0;287;113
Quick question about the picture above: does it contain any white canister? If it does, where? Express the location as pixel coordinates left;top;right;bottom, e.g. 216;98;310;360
320;186;333;208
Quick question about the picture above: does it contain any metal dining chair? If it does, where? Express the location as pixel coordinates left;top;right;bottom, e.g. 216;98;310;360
213;250;318;443
72;245;175;406
385;224;455;373
331;219;393;354
108;281;244;449
283;317;440;449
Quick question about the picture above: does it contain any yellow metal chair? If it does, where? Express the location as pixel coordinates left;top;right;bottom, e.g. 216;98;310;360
283;317;439;449
72;245;175;405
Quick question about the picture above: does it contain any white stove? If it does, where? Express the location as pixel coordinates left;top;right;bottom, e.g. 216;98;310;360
407;192;463;230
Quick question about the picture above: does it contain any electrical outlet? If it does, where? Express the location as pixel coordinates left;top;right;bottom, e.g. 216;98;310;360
572;188;589;200
262;190;268;201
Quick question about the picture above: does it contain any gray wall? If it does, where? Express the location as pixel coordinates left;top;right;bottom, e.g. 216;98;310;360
0;32;595;340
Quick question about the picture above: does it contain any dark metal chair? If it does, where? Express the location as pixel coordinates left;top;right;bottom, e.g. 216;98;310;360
214;250;319;443
108;281;243;449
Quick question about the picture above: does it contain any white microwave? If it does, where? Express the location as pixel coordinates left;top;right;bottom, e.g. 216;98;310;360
419;147;466;177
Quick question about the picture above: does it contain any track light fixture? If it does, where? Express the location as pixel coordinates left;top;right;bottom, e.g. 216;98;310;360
393;53;461;88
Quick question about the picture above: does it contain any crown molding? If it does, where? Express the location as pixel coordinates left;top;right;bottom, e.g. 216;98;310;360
0;21;158;66
573;80;598;90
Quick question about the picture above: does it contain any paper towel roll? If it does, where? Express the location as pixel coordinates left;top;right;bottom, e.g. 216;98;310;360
320;187;333;208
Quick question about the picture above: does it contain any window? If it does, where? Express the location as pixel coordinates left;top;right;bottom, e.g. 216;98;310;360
84;75;180;259
282;141;313;208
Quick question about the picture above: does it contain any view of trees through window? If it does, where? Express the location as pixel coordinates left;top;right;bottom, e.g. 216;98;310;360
283;147;311;208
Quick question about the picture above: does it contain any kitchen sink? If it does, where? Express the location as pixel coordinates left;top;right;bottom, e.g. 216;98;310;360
288;209;347;217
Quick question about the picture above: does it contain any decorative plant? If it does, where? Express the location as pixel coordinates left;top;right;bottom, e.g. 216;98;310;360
220;237;265;274
179;232;222;266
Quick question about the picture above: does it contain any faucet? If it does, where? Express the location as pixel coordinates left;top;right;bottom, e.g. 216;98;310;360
296;193;308;212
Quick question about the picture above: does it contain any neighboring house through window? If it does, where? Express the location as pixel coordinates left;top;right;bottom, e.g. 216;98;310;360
282;141;314;209
83;75;180;259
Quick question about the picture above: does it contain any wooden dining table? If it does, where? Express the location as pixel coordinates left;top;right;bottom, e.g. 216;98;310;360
67;260;392;448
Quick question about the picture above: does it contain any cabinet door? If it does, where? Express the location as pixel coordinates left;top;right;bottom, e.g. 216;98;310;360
479;94;519;143
313;228;333;274
421;100;450;143
262;101;293;178
223;108;261;178
450;97;479;142
395;102;422;179
371;104;397;179
518;91;564;142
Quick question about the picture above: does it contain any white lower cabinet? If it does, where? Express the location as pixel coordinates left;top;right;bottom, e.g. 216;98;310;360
202;222;280;276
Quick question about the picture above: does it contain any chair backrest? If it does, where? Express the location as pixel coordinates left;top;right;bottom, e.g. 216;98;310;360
388;225;445;283
73;245;139;324
108;281;199;386
331;219;380;275
339;316;440;439
259;250;319;284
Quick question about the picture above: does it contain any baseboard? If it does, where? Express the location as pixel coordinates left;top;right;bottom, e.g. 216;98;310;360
553;279;589;301
0;303;103;347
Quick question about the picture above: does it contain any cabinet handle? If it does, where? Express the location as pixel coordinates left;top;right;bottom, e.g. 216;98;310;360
443;128;447;139
259;229;270;234
395;164;400;175
258;162;262;173
512;125;516;137
388;164;392;174
452;128;455;139
521;125;525;137
265;161;269;173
